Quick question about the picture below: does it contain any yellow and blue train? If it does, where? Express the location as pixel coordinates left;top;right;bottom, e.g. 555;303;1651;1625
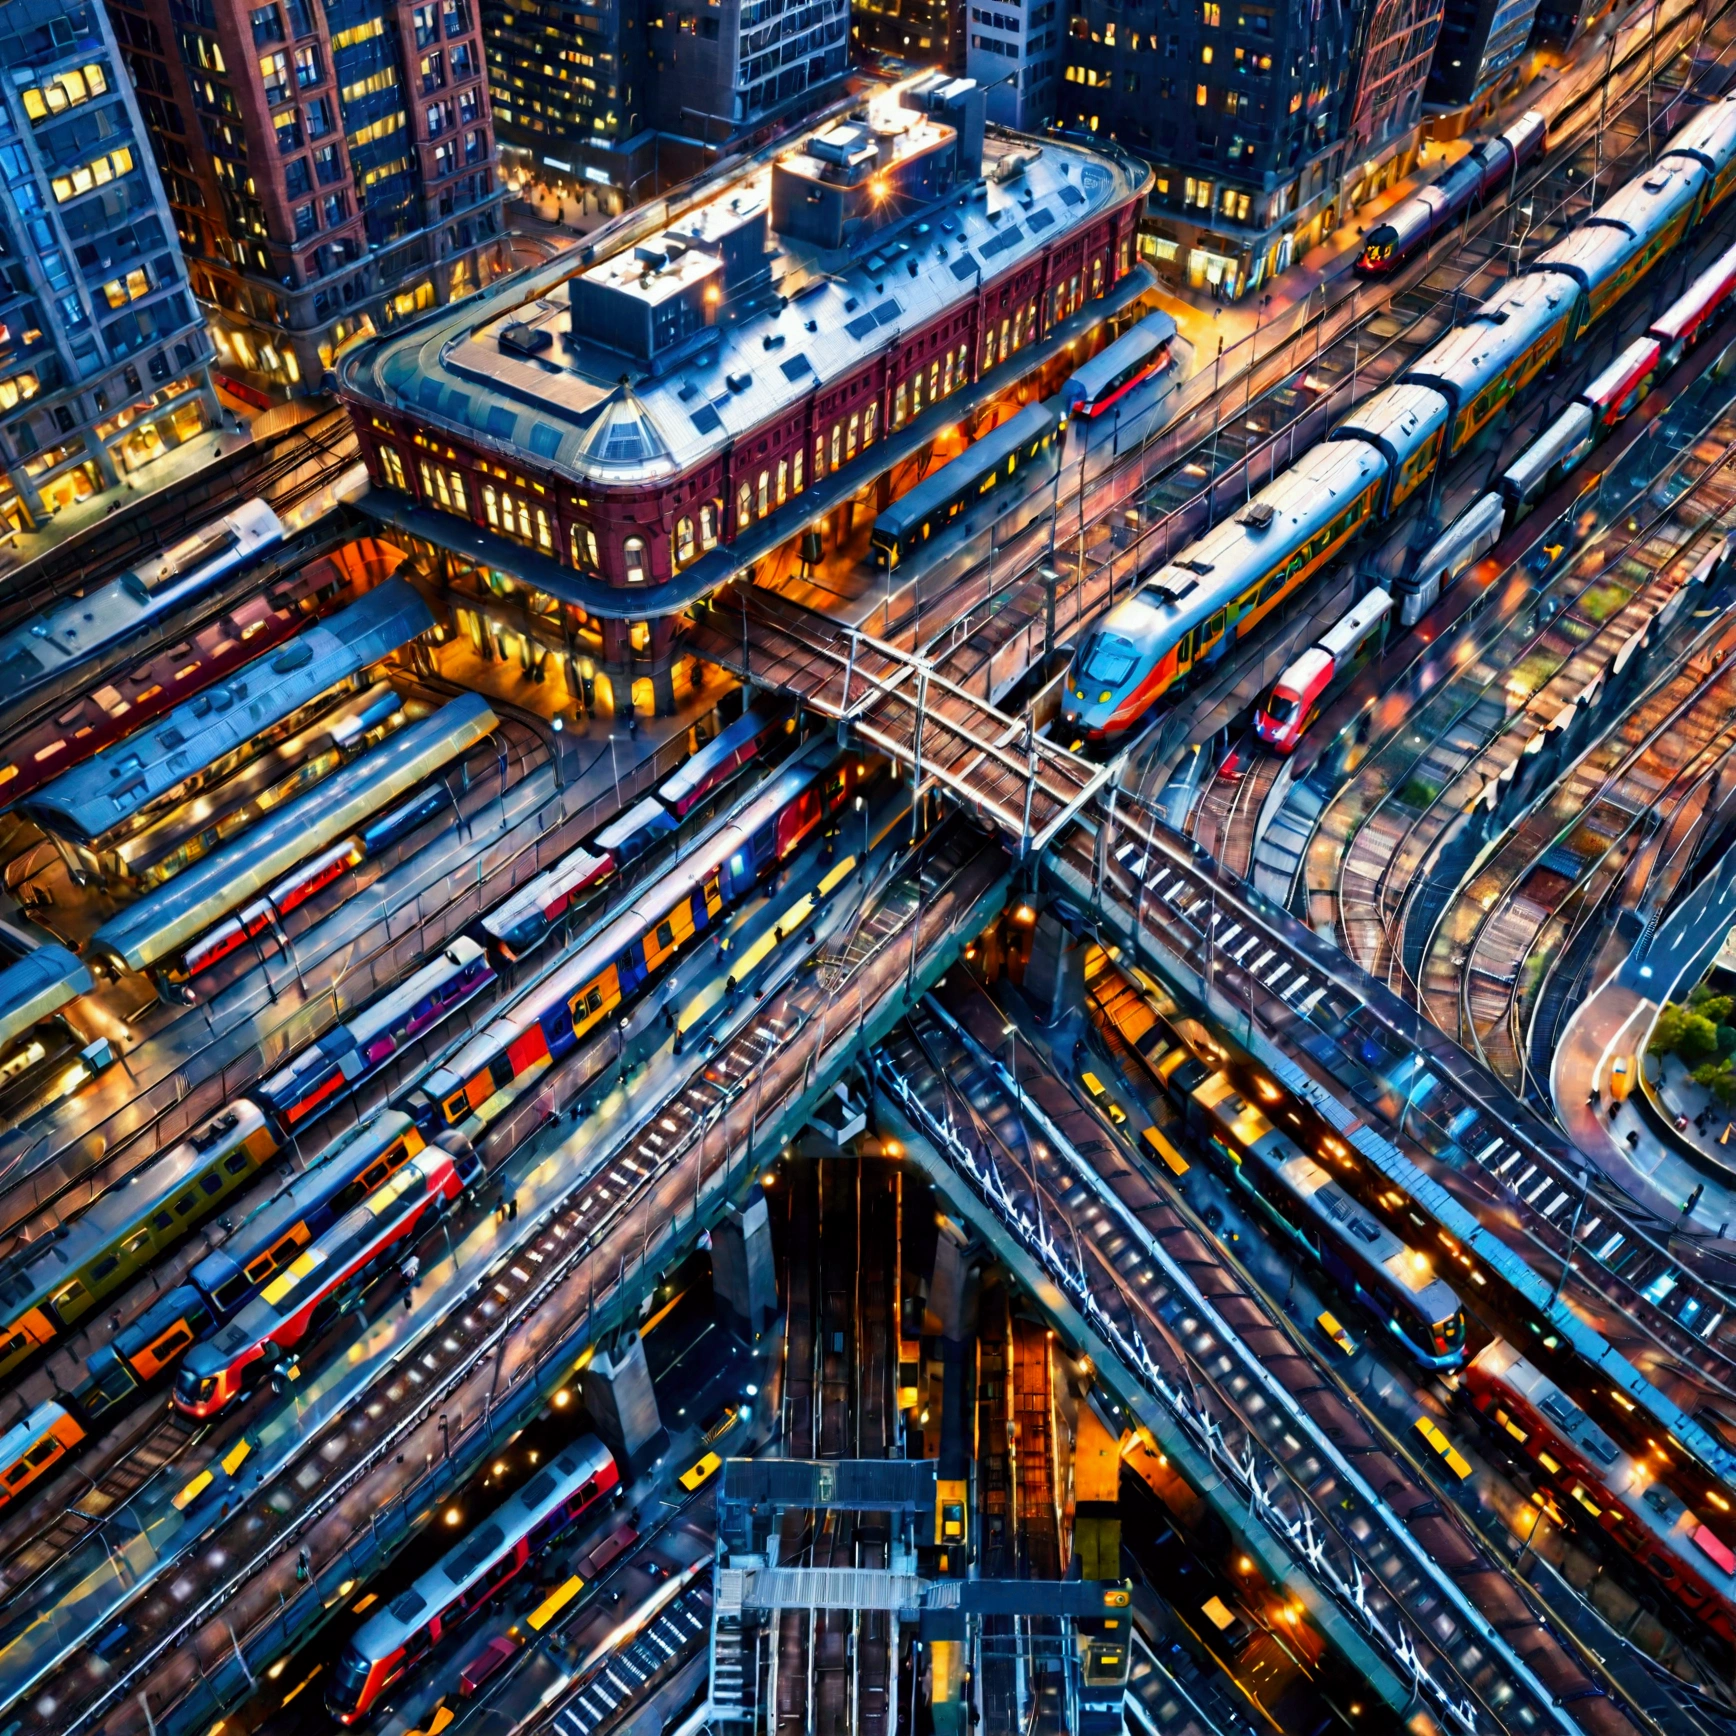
1063;94;1736;742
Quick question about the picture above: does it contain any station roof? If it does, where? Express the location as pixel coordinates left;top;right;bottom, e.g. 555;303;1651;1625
0;944;89;1050
343;90;1142;487
24;579;432;846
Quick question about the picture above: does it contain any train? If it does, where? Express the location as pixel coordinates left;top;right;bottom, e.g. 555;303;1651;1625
1467;1338;1736;1642
0;501;285;710
1184;1068;1468;1368
172;1134;481;1417
0;1099;282;1382
328;1435;620;1721
1253;586;1392;753
405;750;857;1137
1059;311;1180;422
1061;94;1736;744
254;938;495;1131
0;558;341;813
76;1114;464;1418
170;782;455;983
483;705;786;960
0;1400;85;1510
0;710;815;1392
1356;112;1548;278
870;401;1063;572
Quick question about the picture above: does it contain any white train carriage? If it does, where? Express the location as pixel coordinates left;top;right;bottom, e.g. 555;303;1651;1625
1328;382;1450;514
0;502;285;704
1060;439;1388;741
1404;273;1579;456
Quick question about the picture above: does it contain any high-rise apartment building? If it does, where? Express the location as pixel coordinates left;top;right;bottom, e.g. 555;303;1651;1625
1341;0;1442;211
1425;0;1541;111
965;0;1061;130
851;0;960;70
484;0;850;204
0;0;217;530
108;0;509;399
1063;0;1362;299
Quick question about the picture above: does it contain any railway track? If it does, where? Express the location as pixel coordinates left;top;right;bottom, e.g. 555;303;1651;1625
13;820;1003;1736
0;410;358;634
1426;597;1736;1092
1046;814;1736;1430
878;990;1657;1736
920;0;1731;723
1296;364;1736;1001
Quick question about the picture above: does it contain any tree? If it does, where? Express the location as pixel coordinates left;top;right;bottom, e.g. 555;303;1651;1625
1692;1060;1736;1107
1652;1004;1721;1064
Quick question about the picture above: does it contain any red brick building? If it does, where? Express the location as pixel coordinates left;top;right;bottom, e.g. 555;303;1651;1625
339;76;1149;715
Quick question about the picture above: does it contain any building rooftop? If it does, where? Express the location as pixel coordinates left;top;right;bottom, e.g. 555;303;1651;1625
343;80;1143;488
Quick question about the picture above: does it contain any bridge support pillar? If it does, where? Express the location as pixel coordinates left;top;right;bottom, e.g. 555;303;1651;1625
1023;909;1085;1026
712;1193;778;1343
581;1330;669;1477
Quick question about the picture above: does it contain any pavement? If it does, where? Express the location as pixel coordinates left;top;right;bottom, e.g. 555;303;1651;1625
1551;852;1736;1237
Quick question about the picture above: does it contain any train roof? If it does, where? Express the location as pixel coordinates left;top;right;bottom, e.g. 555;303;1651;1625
1137;440;1385;625
1271;646;1332;701
200;1111;419;1274
1196;1071;1463;1323
0;1401;70;1467
1653;237;1736;341
1063;309;1179;396
0;503;282;701
1590;156;1704;240
22;580;434;846
426;755;825;1101
592;794;678;854
1475;1338;1736;1595
90;694;498;974
1404;273;1576;403
1316;587;1391;660
341;81;1142;487
1658;96;1736;174
876;400;1061;540
350;1436;614;1658
1330;381;1448;452
656;706;778;810
0;1100;272;1314
1501;402;1592;497
0;944;91;1050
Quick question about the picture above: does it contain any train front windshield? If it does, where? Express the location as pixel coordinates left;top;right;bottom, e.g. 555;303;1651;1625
328;1645;373;1714
175;1367;217;1408
1261;692;1299;725
1434;1312;1466;1357
1079;633;1139;687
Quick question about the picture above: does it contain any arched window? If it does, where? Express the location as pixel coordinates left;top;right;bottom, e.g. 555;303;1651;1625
700;502;717;549
776;459;788;505
675;515;696;566
757;469;769;515
736;482;751;530
623;536;647;583
829;423;841;470
863;403;877;448
570;523;601;571
813;434;825;481
792;451;804;494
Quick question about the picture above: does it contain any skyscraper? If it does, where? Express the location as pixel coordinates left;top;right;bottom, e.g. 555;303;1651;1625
965;0;1062;131
1341;0;1443;213
110;0;509;399
483;0;851;205
852;0;961;72
0;0;217;530
1425;0;1541;112
1063;0;1363;299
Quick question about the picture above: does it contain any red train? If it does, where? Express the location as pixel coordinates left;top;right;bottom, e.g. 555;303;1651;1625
171;1136;480;1417
1467;1340;1736;1642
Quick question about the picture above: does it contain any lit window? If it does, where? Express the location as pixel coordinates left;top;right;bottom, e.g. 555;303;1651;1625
624;536;646;582
675;515;695;565
757;469;769;515
699;503;717;549
737;482;751;529
379;446;408;490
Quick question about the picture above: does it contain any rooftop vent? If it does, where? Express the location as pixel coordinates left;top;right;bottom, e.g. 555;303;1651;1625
1237;502;1275;531
499;322;553;357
